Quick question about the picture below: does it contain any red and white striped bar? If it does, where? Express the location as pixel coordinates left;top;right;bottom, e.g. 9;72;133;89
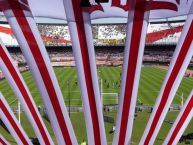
113;0;150;145
0;134;10;145
0;39;53;145
63;0;107;144
0;92;32;145
140;6;193;145
2;1;78;145
164;90;193;145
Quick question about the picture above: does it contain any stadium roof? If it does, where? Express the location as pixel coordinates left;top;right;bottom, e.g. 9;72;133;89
0;0;190;24
7;0;192;20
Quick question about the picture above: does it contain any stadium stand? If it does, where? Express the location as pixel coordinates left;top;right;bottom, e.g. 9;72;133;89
2;21;193;79
6;45;193;67
0;22;184;46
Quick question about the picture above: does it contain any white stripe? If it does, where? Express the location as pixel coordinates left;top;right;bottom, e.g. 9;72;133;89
6;16;64;144
26;16;78;145
0;39;53;145
112;6;135;145
163;90;193;145
0;93;32;145
62;0;75;22
121;0;128;6
89;0;97;5
68;21;95;145
5;14;77;145
83;11;107;145
124;11;149;145
0;134;10;145
64;1;108;144
113;1;150;144
63;0;103;144
172;109;193;145
139;13;193;145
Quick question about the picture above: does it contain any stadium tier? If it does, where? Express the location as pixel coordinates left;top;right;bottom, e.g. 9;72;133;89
0;45;191;82
5;45;193;68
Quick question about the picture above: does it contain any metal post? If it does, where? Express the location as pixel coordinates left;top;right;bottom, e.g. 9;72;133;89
101;79;103;107
18;100;21;124
181;93;184;109
67;80;70;117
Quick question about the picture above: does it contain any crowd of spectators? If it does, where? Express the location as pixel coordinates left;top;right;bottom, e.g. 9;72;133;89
4;21;192;76
7;46;193;68
35;23;184;46
0;45;191;81
97;25;126;40
37;24;71;45
2;22;193;85
143;50;173;64
37;24;70;40
0;22;185;46
10;52;26;64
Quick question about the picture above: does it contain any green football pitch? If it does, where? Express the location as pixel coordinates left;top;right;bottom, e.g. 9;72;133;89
1;66;193;106
1;111;193;145
1;66;193;144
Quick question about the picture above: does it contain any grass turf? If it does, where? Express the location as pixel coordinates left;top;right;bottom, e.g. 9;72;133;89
1;66;193;144
1;66;193;106
1;111;193;145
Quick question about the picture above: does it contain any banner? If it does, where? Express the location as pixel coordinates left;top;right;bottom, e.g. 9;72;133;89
0;93;32;145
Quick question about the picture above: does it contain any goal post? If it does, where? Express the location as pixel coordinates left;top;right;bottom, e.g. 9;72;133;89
100;79;119;106
102;92;118;105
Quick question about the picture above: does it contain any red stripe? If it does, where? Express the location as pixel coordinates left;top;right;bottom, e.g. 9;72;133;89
90;0;178;13
111;0;131;11
0;46;51;145
7;1;73;144
167;95;193;145
111;0;177;12
0;136;7;145
136;1;178;12
144;21;193;145
71;0;101;144
0;0;29;13
0;100;29;145
118;0;146;144
0;26;13;35
146;1;178;11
